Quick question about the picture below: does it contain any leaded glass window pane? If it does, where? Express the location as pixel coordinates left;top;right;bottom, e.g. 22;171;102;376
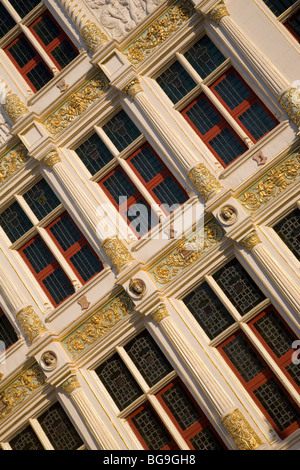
75;133;114;175
69;245;103;282
160;382;202;430
254;378;300;431
156;61;197;104
9;0;41;18
190;427;224;450
33;15;61;46
23;180;61;220
0;4;16;38
51;40;78;68
124;330;173;387
26;62;53;91
213;258;266;315
152;176;188;209
38;402;83;450
22;238;55;274
274;209;300;261
252;310;294;358
263;0;298;16
209;128;246;165
102;110;142;152
42;268;75;305
95;354;143;411
131;406;173;450
184;35;226;79
285;362;300;387
49;215;82;251
183;282;235;340
0;202;33;243
130;146;164;183
238;102;277;141
10;426;44;450
0;311;18;349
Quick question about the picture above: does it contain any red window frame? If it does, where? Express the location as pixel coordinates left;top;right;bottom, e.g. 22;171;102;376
209;67;278;142
218;330;300;439
18;233;74;307
4;33;53;92
45;212;103;285
248;306;300;393
29;11;78;71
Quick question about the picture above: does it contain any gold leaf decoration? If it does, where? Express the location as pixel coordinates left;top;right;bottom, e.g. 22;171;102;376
0;143;29;185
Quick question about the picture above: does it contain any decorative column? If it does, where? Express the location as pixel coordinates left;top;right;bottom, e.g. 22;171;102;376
0;79;29;124
123;78;223;201
56;0;108;52
60;374;120;450
206;1;300;126
240;230;300;313
150;303;264;450
42;149;134;273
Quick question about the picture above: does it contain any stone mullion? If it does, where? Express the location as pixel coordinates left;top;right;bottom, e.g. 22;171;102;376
60;375;120;450
149;304;264;450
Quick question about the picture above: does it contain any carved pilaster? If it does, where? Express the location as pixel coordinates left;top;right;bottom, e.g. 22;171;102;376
150;304;170;324
240;230;262;252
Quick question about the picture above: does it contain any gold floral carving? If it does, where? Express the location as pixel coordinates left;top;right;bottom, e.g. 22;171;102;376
240;231;262;252
3;92;29;123
221;409;263;450
61;375;81;396
0;363;45;420
44;72;110;136
279;87;300;127
188;164;223;201
123;78;143;100
62;291;135;359
151;304;170;324
208;1;230;25
16;306;48;344
239;150;300;214
43;150;62;169
124;0;194;64
102;236;134;273
150;220;224;286
81;20;108;52
0;143;29;184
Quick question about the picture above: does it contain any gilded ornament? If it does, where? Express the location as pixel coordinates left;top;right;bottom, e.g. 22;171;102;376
43;150;62;170
3;91;29;123
62;291;135;359
151;304;170;324
208;1;230;25
61;375;81;395
219;206;237;225
221;409;263;450
44;72;110;136
102;236;134;273
0;142;29;185
123;79;143;100
279;87;300;127
16;306;48;344
41;351;57;371
240;231;262;252
188;164;223;201
81;20;108;52
239;150;300;214
129;278;146;297
124;0;194;64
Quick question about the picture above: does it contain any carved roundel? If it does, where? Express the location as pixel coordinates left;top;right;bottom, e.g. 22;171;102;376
41;351;57;371
219;206;238;225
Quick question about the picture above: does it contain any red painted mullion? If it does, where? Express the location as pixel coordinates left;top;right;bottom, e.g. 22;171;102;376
5;36;42;75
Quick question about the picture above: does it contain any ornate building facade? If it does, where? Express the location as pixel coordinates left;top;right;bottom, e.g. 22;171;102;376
0;0;299;451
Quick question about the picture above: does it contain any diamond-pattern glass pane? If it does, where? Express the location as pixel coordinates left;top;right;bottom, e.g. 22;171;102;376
183;282;235;340
274;209;300;261
124;330;173;387
10;426;44;450
160;382;202;430
213;258;266;315
190;427;224;450
95;354;143;411
222;335;265;382
252;310;294;358
0;202;33;243
23;179;61;220
254;379;300;431
131;406;173;450
38;402;83;450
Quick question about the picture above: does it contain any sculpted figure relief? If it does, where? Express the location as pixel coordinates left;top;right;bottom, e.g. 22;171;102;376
85;0;163;39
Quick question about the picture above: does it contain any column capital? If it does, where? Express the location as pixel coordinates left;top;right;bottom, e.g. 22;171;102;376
60;374;81;396
188;163;223;201
150;303;170;324
102;236;134;273
81;20;108;53
207;1;230;25
123;78;144;100
16;306;48;344
1;86;29;123
240;230;262;252
43;149;62;169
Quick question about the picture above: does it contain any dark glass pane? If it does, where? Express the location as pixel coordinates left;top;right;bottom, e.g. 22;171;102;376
190;427;225;450
223;335;266;382
51;40;78;68
274;209;300;261
49;215;82;252
126;199;159;237
10;426;44;450
38;402;83;450
156;61;197;104
124;330;173;387
254;379;300;431
184;35;226;79
263;0;298;16
238;102;276;141
102;168;137;204
214;72;251;110
209;128;246;165
183;282;235;340
0;4;16;38
161;382;201;430
95;354;142;411
0;311;18;349
286;11;300;40
0;202;33;243
75;133;114;175
285;362;300;387
131;146;164;183
185;97;222;134
23;180;61;220
42;267;75;305
213;258;266;315
152;176;188;210
102;110;142;152
33;15;61;46
70;245;103;282
253;310;294;358
8;37;36;67
26;62;53;91
132;406;173;450
22;237;55;274
9;0;41;18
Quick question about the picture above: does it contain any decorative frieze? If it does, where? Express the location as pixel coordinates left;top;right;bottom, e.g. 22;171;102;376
61;291;135;359
43;72;110;136
0;142;29;185
221;409;263;451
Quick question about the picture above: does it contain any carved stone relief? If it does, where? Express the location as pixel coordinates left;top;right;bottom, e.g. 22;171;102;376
85;0;164;40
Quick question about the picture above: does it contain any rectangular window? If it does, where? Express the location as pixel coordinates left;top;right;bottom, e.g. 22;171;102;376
273;209;300;261
263;0;300;41
0;308;18;350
